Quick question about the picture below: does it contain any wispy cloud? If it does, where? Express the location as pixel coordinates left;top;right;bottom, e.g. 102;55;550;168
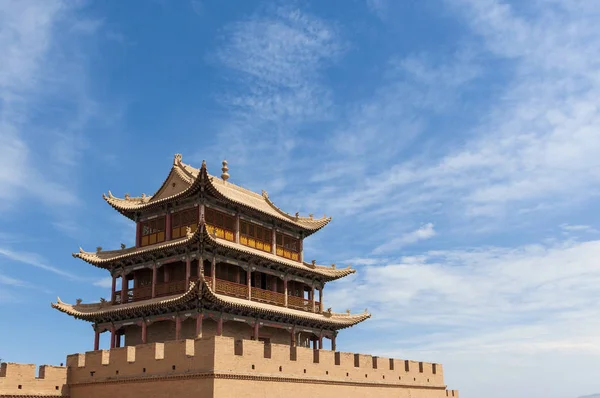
0;247;79;280
372;223;437;254
93;277;113;289
561;224;598;234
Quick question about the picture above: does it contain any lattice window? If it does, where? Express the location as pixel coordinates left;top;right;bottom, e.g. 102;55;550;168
171;207;198;239
240;220;272;253
205;207;235;241
276;232;300;261
140;216;166;247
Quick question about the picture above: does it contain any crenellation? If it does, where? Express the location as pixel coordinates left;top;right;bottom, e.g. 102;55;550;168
0;363;67;396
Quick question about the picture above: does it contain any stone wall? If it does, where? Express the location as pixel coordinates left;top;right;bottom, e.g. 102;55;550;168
65;336;459;398
0;362;67;397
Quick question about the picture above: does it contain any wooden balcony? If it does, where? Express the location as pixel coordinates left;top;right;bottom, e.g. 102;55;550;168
206;223;235;242
112;278;320;314
240;235;272;253
276;246;300;261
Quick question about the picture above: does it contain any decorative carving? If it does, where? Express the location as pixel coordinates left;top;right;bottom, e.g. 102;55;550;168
120;243;126;250
75;298;82;305
174;153;182;164
185;226;193;238
124;193;130;199
309;213;314;220
295;212;299;218
310;260;316;268
99;298;107;308
221;160;230;181
96;246;102;253
346;309;351;315
331;263;336;269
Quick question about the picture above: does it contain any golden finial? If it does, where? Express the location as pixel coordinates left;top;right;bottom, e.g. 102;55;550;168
221;160;230;181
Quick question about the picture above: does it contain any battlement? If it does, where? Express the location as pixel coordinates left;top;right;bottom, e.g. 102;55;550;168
0;362;67;397
66;336;455;394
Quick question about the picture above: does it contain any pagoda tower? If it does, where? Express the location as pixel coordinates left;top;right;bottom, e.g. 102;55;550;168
53;155;370;351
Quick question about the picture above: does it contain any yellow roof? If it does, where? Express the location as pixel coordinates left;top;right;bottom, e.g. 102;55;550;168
73;223;355;281
103;154;331;233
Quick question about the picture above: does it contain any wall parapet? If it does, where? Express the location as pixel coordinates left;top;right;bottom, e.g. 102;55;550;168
0;362;67;397
65;336;458;395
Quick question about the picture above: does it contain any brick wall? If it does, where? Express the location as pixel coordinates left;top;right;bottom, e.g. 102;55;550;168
0;362;67;397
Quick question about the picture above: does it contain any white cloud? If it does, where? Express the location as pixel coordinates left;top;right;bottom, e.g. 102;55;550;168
328;238;600;397
561;224;598;234
372;223;437;254
0;247;79;280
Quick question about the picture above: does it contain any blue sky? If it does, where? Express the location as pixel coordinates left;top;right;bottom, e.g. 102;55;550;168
1;1;599;397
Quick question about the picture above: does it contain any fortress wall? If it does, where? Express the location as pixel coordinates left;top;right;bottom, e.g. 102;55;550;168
0;362;67;397
62;336;458;398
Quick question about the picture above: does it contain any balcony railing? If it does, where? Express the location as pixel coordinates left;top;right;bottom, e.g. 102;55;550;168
240;235;272;253
205;276;248;299
206;223;235;242
112;277;320;313
251;286;285;306
276;246;300;261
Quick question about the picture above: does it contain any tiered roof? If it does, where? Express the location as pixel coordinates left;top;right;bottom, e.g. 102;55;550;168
52;275;371;330
73;223;355;281
103;154;331;234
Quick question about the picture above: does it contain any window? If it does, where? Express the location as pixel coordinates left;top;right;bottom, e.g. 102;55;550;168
140;217;166;247
240;220;272;253
171;207;198;239
205;207;235;241
275;232;300;261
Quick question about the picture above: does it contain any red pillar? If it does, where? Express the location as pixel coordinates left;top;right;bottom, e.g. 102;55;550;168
290;326;296;347
195;314;203;338
111;275;117;303
165;212;172;241
311;285;316;313
121;271;127;304
151;264;157;298
331;334;337;352
136;222;142;247
211;257;216;290
217;315;223;336
318;334;323;350
110;326;116;349
253;321;260;340
185;256;191;288
247;268;252;300
94;329;100;351
175;316;181;340
115;331;121;348
141;322;147;344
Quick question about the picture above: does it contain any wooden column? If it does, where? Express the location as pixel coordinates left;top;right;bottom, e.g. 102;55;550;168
110;326;116;349
318;333;323;350
199;203;205;221
136;222;142;247
331;333;337;352
272;229;277;255
115;331;121;348
151;264;157;298
164;264;170;283
299;235;304;263
185;256;191;288
217;315;223;336
284;278;288;307
195;314;203;338
111;274;117;303
235;213;240;243
211;257;216;290
236;267;240;284
165;211;172;241
121;270;127;304
175;316;181;340
94;329;100;351
318;286;323;313
247;268;252;300
290;326;296;347
141;321;147;344
311;285;316;313
253;321;260;340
